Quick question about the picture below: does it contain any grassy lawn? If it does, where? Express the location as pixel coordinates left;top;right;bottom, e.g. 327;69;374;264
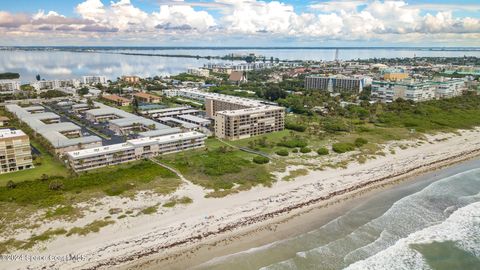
159;139;274;197
0;141;68;187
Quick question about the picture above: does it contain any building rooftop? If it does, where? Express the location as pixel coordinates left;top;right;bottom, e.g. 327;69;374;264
216;105;284;116
134;92;161;99
5;104;102;148
0;129;27;139
176;114;211;124
87;103;178;137
102;94;131;103
158;117;199;129
136;128;182;138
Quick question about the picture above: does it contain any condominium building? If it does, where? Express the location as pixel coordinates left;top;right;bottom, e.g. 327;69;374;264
305;75;367;94
0;129;34;174
161;88;284;140
83;76;107;85
67;131;206;172
214;106;285;140
205;95;261;118
433;78;466;99
0;79;21;95
371;78;465;103
187;68;210;77
31;79;80;92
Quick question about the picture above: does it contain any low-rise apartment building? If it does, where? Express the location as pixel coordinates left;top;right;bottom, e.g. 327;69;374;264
0;129;34;174
133;92;162;103
102;94;131;106
0;79;21;95
67;131;206;172
5;104;102;154
214;106;285;140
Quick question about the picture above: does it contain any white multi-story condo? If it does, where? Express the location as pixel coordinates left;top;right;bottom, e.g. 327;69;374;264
0;129;34;174
372;78;466;103
30;79;81;92
187;68;210;77
305;75;368;94
83;76;107;85
0;79;21;95
67;131;206;172
433;78;466;99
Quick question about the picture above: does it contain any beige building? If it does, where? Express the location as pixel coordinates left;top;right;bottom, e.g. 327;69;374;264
214;106;285;140
205;96;262;118
121;76;140;83
383;73;409;81
102;94;132;106
0;129;34;174
133;92;162;103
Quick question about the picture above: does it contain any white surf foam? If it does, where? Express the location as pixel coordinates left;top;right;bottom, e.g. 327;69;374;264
344;201;480;270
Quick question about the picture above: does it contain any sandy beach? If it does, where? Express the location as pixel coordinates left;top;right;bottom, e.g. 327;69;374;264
5;128;480;270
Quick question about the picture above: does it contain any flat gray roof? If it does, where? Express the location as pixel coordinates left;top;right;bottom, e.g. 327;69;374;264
5;104;102;149
137;128;182;138
158;117;199;129
176;114;211;124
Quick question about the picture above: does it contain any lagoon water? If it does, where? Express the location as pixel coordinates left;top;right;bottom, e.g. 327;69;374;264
1;47;480;82
196;159;480;270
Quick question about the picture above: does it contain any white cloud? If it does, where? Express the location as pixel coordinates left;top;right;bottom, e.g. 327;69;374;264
152;4;216;31
0;0;478;45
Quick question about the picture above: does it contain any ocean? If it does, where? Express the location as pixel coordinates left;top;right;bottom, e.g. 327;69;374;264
194;158;480;270
1;47;480;82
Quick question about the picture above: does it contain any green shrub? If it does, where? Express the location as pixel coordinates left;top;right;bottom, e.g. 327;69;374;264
276;149;289;156
48;180;64;191
6;180;16;189
332;143;355;153
253;156;270;164
300;147;311;153
354;137;368;147
317;147;329;155
277;138;308;148
285;122;306;132
323;117;350;133
292;148;299;153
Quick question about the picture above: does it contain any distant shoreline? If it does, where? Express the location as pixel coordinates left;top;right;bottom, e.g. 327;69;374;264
1;46;480;51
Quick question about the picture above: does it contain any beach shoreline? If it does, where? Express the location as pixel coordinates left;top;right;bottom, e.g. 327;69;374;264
121;144;480;270
5;129;480;270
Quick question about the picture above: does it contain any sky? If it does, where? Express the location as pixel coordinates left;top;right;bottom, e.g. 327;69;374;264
0;0;479;46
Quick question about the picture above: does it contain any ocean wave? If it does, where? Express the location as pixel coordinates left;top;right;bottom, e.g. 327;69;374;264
263;168;480;269
344;201;480;270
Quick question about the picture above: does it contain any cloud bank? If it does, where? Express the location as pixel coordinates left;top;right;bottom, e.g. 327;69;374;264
0;0;479;45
